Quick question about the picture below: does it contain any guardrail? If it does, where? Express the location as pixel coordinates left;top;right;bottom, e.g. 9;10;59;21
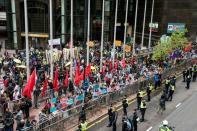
31;58;196;131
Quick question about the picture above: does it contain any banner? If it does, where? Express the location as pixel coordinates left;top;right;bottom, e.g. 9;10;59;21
115;40;122;47
167;23;185;33
48;38;61;45
125;45;131;52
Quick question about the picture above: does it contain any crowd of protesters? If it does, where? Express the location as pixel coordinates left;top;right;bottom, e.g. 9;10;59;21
0;42;196;130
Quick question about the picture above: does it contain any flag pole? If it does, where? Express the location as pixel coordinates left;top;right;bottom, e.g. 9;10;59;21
24;0;30;80
86;0;90;65
70;0;73;79
49;0;54;80
112;0;118;67
148;0;155;49
141;0;147;48
123;0;129;59
132;0;139;56
100;0;105;72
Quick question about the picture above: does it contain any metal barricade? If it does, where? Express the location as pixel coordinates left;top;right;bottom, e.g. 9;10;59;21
32;58;196;131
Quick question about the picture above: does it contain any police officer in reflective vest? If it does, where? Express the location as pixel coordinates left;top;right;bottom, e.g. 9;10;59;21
159;120;173;131
137;90;143;110
140;100;147;122
79;120;87;131
146;83;153;102
168;84;175;101
165;77;170;95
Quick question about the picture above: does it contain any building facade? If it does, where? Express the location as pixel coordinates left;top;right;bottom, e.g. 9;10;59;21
1;0;196;49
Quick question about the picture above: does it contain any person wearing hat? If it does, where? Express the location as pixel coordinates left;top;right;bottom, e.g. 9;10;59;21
111;107;118;131
140;99;146;122
159;120;173;131
122;95;128;116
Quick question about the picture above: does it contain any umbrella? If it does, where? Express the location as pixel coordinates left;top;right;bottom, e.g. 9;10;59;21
16;65;26;68
13;59;21;64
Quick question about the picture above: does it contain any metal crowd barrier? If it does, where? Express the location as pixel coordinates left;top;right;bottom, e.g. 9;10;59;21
25;58;196;131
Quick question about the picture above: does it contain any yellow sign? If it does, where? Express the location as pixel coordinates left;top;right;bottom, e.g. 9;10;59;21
88;41;94;47
115;40;122;47
125;45;131;52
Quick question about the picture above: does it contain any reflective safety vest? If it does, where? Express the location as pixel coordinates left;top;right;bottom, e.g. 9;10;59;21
159;126;172;131
170;85;175;91
165;80;170;84
80;122;88;131
139;91;144;97
149;85;154;91
140;101;146;109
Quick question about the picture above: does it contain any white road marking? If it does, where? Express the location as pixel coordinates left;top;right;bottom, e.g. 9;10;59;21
146;126;153;131
176;103;181;108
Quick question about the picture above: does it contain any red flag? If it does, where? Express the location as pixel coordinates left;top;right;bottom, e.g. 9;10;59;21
22;69;36;99
114;60;119;70
85;64;91;76
75;69;80;86
53;66;59;91
121;58;126;68
41;79;48;97
22;83;31;99
80;70;85;81
102;64;106;75
109;61;113;71
29;69;36;92
64;70;69;88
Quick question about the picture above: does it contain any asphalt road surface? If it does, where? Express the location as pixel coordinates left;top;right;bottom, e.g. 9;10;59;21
88;78;197;131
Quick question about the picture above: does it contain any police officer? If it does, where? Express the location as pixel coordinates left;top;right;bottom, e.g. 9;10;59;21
79;119;87;131
136;90;143;110
168;84;175;101
132;109;139;131
107;104;113;127
171;74;177;87
79;106;86;122
186;74;191;89
112;107;118;131
182;69;187;82
192;64;197;82
140;100;147;122
122;95;128;116
165;77;170;95
146;83;153;102
159;120;173;131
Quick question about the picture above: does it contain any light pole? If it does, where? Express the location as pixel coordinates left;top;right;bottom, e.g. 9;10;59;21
70;0;73;79
132;0;139;56
123;0;129;59
112;0;118;67
100;0;105;72
86;0;90;65
148;0;155;49
141;0;147;48
49;0;54;80
24;0;30;80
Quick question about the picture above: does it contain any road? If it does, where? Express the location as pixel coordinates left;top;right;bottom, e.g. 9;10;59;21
88;78;197;131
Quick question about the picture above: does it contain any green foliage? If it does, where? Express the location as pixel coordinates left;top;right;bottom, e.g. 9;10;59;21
152;30;188;61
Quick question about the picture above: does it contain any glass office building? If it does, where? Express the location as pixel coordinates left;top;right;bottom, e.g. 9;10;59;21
2;0;197;49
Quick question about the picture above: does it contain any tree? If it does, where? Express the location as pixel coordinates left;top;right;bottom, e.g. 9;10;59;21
152;30;188;61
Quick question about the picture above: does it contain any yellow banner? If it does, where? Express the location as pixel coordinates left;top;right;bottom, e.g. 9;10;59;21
115;40;122;47
125;45;131;52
